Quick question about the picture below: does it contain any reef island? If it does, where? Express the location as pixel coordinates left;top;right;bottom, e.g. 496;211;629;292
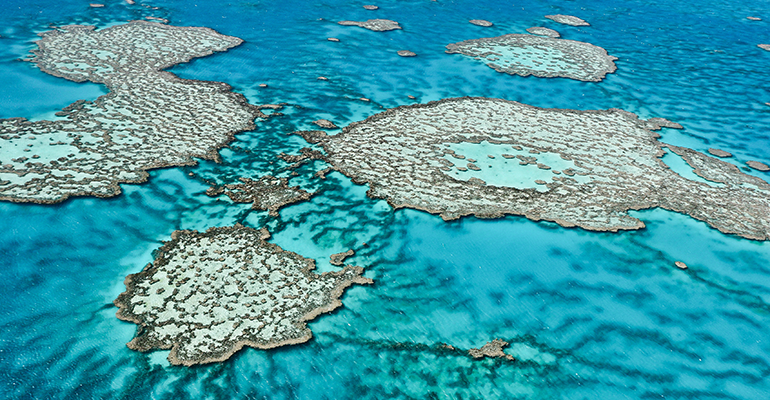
115;225;371;366
297;97;770;241
0;21;262;204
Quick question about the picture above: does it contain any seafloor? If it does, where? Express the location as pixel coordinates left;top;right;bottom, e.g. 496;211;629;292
1;0;769;399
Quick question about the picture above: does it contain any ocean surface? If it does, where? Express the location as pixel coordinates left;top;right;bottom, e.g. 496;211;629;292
1;0;769;398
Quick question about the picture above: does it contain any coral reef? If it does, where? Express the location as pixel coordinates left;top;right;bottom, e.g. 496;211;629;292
208;176;314;216
469;339;515;361
469;19;493;27
115;225;372;366
707;148;732;158
338;19;401;31
526;26;560;38
0;22;263;204
330;249;355;266
747;161;770;171
295;97;770;240
545;14;590;26
446;34;617;82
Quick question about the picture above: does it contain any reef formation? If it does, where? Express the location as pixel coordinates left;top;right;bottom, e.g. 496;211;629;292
526;26;560;38
707;148;732;158
446;34;617;82
115;225;372;366
313;119;339;129
207;176;314;217
295;97;770;240
338;19;401;31
545;14;590;26
469;19;493;27
747;161;770;171
0;21;263;204
469;339;515;361
330;249;355;266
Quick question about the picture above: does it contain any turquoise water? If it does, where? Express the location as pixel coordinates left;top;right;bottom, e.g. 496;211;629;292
441;140;591;191
1;0;769;398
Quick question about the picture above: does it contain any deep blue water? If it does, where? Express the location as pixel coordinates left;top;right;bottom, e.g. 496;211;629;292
1;0;769;398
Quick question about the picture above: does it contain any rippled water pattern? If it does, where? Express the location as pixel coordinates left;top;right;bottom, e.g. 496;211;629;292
1;0;769;399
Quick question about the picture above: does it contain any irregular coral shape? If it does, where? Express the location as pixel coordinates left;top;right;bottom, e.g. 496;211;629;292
446;34;617;82
330;249;355;266
295;97;770;240
338;19;401;31
526;26;561;38
469;339;515;361
313;119;339;129
747;161;770;171
0;21;263;204
115;225;372;366
469;19;494;27
707;148;732;158
209;175;314;216
545;14;590;26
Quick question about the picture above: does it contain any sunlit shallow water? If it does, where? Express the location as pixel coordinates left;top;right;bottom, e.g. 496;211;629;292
1;0;769;398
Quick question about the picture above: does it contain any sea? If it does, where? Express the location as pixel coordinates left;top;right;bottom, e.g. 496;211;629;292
1;0;769;398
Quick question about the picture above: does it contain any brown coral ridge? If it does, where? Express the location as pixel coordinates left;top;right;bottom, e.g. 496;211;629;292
469;339;515;361
211;175;314;216
114;225;372;366
293;97;770;241
330;249;355;266
278;147;327;170
747;161;770;172
0;21;264;204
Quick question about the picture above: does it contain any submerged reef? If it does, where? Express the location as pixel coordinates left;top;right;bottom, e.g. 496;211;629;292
207;175;314;217
446;34;617;82
526;26;560;38
0;21;262;204
115;225;372;366
296;97;770;240
338;19;401;31
545;14;590;26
